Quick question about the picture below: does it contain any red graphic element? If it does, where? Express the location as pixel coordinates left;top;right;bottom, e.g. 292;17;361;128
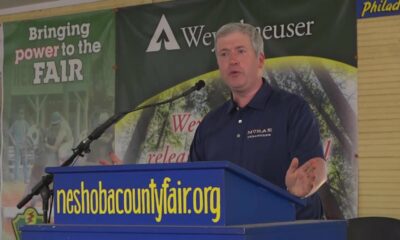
147;145;188;163
15;45;60;64
171;113;201;133
324;138;333;161
26;211;35;224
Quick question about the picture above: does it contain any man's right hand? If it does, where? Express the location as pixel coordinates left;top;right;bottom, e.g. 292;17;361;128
99;152;123;165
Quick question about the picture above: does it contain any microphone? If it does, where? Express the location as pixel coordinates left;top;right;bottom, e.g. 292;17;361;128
85;80;206;145
129;80;205;113
194;80;206;90
162;80;205;103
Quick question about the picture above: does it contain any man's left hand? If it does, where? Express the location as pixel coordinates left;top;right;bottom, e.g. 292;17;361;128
285;157;327;198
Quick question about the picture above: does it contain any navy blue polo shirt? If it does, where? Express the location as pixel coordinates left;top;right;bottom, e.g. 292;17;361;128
189;80;325;220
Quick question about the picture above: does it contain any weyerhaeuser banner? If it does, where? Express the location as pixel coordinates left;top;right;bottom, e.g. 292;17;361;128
115;0;357;219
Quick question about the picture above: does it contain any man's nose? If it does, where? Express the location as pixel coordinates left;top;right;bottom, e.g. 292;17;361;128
229;53;239;65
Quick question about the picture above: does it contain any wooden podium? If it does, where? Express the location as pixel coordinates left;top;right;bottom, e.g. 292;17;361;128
20;161;346;240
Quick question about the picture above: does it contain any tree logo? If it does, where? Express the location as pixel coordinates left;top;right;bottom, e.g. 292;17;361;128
146;14;181;52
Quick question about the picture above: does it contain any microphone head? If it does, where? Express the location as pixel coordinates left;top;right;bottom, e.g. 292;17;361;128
195;80;206;90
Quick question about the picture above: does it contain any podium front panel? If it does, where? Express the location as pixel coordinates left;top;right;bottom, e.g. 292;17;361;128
50;166;226;226
47;161;302;226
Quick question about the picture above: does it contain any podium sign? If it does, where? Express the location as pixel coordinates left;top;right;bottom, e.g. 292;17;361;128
47;161;304;226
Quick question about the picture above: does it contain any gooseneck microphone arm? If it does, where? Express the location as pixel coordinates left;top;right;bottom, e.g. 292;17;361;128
85;79;205;149
17;80;206;220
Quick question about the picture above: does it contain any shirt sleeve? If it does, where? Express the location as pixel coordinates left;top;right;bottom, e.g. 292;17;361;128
287;98;324;165
188;122;205;162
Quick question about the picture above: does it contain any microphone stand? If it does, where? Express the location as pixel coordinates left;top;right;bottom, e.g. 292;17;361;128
17;80;205;223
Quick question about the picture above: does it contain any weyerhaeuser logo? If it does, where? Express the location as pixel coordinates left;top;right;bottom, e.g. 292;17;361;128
146;15;315;53
146;14;181;52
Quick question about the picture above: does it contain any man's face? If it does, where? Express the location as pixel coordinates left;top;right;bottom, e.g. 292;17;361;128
18;110;25;120
216;31;264;93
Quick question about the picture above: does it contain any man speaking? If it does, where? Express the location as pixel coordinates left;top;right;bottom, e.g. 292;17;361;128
189;22;327;220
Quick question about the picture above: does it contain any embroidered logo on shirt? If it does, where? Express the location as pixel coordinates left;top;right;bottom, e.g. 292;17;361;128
247;128;273;139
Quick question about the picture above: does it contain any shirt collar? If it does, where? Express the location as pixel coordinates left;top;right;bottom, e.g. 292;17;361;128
226;78;273;113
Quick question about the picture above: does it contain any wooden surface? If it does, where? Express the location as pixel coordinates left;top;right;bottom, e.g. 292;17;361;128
358;15;400;219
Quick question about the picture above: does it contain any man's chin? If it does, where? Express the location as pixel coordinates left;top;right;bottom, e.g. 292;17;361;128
228;84;247;93
223;78;245;89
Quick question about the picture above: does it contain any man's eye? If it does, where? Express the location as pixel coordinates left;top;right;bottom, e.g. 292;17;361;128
238;49;246;54
219;52;228;57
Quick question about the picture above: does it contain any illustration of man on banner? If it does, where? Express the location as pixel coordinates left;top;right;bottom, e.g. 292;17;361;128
8;108;31;183
45;111;74;165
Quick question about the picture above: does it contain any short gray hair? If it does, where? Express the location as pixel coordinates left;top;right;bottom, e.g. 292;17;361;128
215;22;264;56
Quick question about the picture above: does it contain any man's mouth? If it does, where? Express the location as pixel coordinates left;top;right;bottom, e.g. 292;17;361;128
229;70;241;77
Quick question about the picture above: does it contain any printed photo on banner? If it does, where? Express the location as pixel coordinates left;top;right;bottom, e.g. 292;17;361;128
1;10;115;240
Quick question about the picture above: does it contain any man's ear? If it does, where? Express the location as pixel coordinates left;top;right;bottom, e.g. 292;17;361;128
258;52;265;68
257;53;265;77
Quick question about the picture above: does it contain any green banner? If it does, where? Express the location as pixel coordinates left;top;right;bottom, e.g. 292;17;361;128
1;10;115;240
115;0;357;219
116;0;356;111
